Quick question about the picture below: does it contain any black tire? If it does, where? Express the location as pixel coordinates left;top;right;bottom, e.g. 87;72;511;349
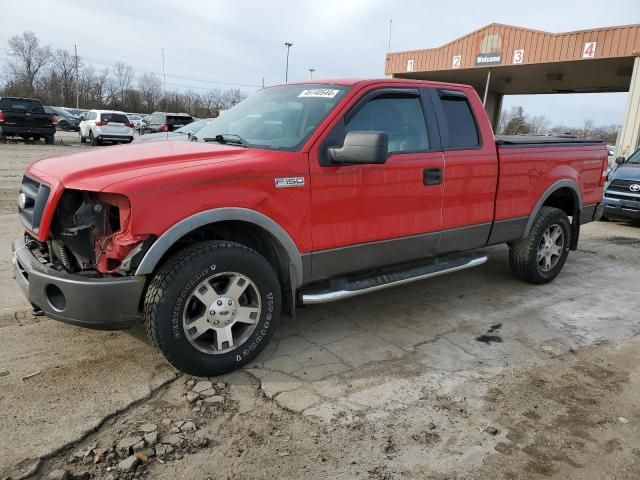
509;206;571;284
80;134;87;143
59;121;69;131
44;135;54;145
89;131;98;146
144;241;281;376
0;135;6;144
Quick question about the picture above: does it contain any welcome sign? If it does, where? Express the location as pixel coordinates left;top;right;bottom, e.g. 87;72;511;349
475;52;502;66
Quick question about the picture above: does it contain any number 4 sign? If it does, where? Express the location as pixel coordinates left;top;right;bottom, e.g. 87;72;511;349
583;42;596;58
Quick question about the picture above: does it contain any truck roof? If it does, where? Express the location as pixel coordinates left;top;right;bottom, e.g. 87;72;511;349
285;78;472;89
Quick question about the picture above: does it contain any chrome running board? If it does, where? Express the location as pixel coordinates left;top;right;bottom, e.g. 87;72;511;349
301;254;488;305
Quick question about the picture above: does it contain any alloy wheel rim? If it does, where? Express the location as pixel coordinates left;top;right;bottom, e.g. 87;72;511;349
183;271;261;355
537;224;564;272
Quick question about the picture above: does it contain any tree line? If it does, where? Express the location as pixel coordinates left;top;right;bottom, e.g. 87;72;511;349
1;31;247;116
498;106;620;145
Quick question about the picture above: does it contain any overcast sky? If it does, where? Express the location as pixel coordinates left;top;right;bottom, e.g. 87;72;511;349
1;0;638;126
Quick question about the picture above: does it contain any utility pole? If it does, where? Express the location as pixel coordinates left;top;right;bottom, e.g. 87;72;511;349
74;44;79;109
309;68;315;79
261;77;265;89
284;42;293;83
161;48;167;112
388;19;393;52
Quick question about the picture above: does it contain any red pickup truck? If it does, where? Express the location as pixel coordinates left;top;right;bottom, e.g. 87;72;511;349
12;79;607;376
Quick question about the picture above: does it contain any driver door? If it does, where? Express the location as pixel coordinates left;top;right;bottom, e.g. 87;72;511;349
307;87;445;281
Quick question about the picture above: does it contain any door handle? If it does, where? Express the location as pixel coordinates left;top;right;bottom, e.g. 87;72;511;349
423;168;442;185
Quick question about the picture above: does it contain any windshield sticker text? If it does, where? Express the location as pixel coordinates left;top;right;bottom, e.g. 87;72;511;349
298;89;340;98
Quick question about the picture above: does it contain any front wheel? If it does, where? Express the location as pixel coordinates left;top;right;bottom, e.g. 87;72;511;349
509;206;571;284
144;241;281;376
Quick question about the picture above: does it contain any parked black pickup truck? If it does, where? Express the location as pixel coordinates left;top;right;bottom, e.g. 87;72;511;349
0;97;57;144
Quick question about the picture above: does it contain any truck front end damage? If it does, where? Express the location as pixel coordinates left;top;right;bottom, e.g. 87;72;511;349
13;175;152;329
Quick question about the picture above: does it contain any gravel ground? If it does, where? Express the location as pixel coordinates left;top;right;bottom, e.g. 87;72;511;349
0;139;639;480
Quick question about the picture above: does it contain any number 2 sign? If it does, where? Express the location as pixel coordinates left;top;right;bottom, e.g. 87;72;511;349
452;55;461;68
583;42;596;58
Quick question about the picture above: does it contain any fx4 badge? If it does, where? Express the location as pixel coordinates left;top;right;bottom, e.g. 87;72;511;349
275;177;305;188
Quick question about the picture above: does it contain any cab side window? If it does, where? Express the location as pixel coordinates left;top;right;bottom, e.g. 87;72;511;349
346;95;428;153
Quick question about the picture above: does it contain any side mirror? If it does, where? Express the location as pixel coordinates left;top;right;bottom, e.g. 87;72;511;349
327;131;388;165
615;156;625;165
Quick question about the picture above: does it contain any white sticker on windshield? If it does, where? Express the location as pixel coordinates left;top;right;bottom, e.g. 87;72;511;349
298;89;340;98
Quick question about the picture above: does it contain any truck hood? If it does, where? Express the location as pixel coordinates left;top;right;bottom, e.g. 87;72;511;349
28;141;264;191
610;164;640;182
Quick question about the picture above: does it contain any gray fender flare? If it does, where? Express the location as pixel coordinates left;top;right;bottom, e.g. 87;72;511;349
135;207;304;287
522;179;582;238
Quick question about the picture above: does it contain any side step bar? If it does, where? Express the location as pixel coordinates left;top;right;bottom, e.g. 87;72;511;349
301;254;488;305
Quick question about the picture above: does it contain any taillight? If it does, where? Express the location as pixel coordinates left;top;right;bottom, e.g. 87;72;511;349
51;115;57;125
95;121;106;126
125;123;133;128
160;124;168;132
600;155;608;187
0;110;4;122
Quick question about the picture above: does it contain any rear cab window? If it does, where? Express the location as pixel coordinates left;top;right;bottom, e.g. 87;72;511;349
0;98;45;114
437;91;480;149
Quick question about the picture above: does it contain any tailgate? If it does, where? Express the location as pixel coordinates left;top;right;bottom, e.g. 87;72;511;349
0;98;52;128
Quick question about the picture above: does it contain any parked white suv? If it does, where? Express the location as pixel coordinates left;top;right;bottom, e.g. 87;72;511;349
79;110;134;145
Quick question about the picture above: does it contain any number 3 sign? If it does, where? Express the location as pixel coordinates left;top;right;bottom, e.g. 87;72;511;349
583;42;596;58
513;49;524;64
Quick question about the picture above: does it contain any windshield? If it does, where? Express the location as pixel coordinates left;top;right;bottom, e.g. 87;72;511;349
626;149;640;164
195;84;350;150
176;118;210;134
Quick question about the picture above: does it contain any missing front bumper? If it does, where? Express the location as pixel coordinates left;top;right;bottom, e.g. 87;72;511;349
12;237;146;330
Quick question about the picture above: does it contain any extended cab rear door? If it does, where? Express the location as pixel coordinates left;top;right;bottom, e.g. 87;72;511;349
426;88;499;255
307;86;445;281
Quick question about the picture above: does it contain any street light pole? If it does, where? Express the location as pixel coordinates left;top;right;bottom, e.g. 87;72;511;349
284;42;293;83
309;68;315;79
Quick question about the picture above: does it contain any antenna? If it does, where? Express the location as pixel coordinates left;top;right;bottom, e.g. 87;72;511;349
162;48;167;140
74;44;79;110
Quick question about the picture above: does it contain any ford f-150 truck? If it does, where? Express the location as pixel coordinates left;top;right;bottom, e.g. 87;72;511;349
12;79;607;376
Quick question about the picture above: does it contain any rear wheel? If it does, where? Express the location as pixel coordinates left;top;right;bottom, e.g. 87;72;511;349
89;131;98;146
44;135;54;145
80;134;87;143
509;206;571;284
144;241;281;376
1;135;6;144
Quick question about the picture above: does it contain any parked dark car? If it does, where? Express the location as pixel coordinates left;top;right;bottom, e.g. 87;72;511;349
139;112;194;134
133;118;212;143
603;148;640;221
45;106;80;131
0;97;57;144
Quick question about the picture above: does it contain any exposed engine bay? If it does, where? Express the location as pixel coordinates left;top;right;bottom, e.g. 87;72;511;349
42;189;151;274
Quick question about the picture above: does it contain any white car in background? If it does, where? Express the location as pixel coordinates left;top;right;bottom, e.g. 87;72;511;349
79;110;134;145
127;113;145;130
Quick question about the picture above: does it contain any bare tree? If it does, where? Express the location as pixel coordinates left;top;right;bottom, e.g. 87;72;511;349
6;31;51;95
113;62;134;108
582;119;595;138
52;49;78;106
529;115;550;134
138;72;162;112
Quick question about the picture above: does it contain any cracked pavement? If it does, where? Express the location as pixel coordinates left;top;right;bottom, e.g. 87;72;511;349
1;140;639;479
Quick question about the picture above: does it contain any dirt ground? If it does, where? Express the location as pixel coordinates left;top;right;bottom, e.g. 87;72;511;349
1;135;639;480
